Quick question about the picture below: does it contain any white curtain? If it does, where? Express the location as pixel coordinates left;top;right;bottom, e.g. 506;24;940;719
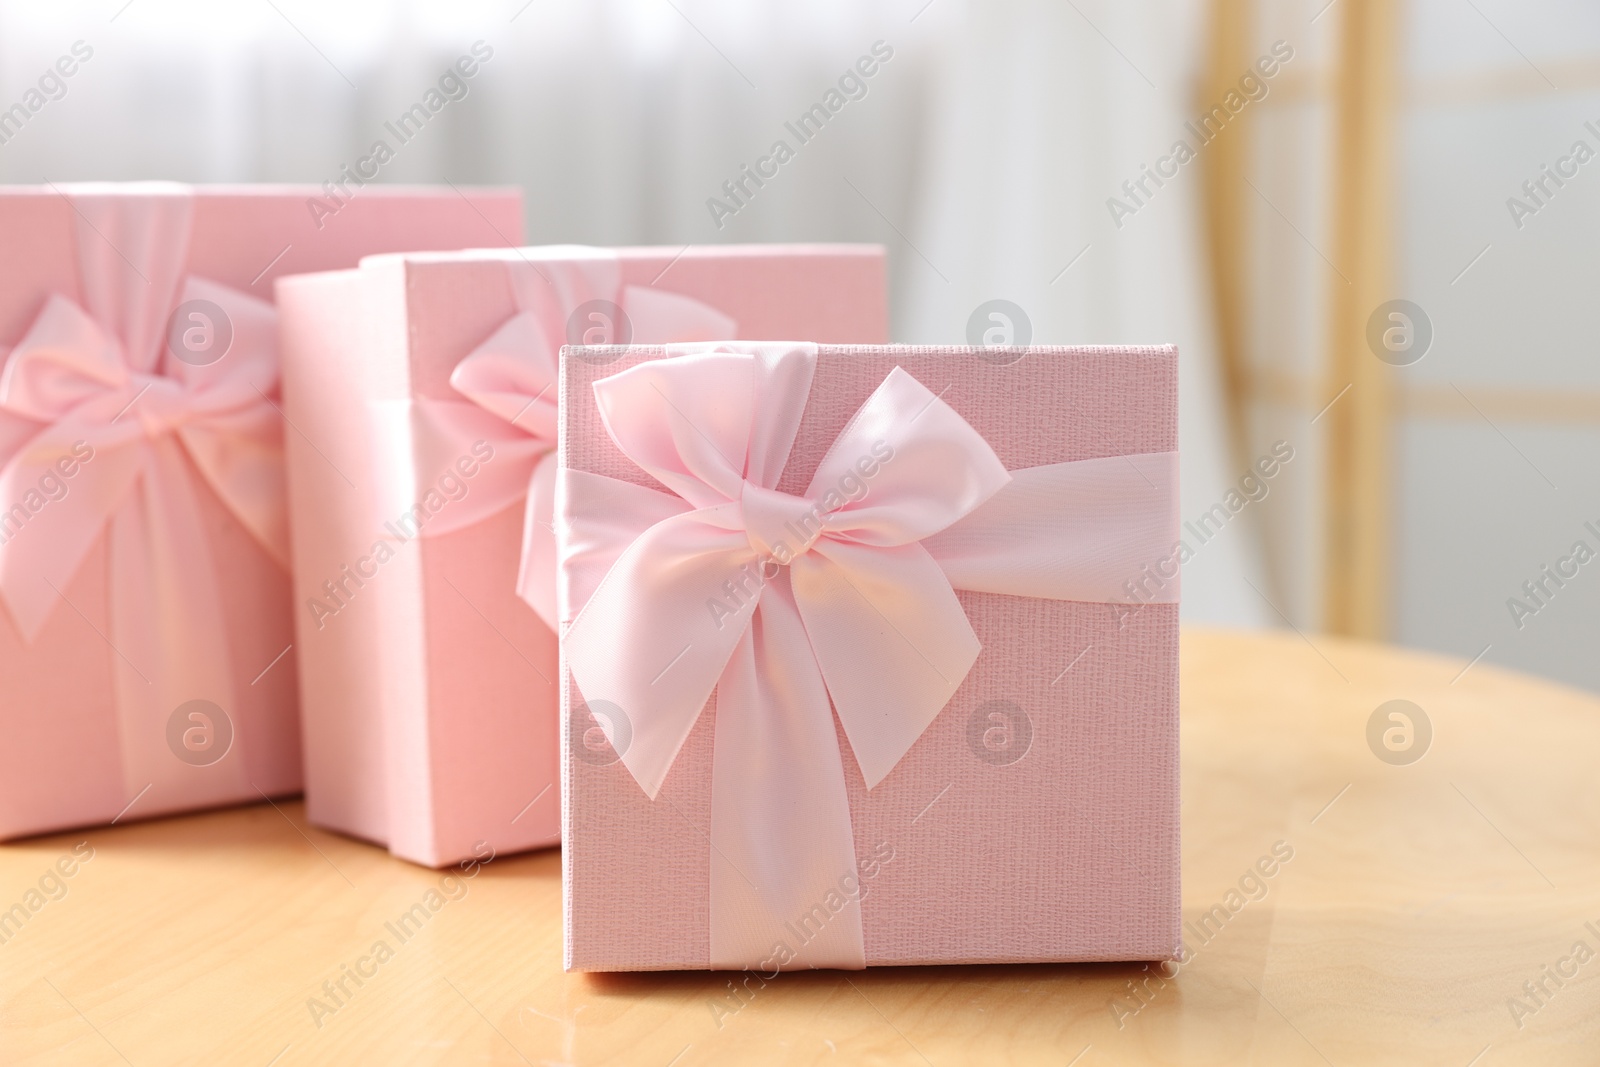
903;0;1267;626
0;0;1261;626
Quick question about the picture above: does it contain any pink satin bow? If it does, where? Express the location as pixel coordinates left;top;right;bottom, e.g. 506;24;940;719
561;343;1179;969
407;250;736;628
0;186;286;815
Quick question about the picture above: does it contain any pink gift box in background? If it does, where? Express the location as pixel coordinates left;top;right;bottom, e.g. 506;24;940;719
277;246;886;867
0;183;522;840
559;343;1180;970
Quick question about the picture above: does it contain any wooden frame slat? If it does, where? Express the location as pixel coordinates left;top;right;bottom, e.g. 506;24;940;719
1321;0;1401;639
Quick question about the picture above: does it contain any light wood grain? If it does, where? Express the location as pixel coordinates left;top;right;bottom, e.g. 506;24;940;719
2;627;1597;1065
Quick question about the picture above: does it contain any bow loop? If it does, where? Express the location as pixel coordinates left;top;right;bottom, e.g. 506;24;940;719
566;508;759;798
449;311;558;439
160;277;280;394
593;353;761;508
0;295;131;421
162;277;289;564
804;366;1012;548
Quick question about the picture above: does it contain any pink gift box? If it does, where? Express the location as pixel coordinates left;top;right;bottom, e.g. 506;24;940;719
559;343;1180;970
277;246;887;867
0;183;523;840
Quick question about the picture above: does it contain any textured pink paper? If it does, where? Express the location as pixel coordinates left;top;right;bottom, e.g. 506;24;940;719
280;247;887;867
561;345;1180;968
0;185;523;840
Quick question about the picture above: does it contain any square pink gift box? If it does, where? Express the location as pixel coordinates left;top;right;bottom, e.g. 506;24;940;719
558;343;1180;970
0;182;523;840
277;246;886;867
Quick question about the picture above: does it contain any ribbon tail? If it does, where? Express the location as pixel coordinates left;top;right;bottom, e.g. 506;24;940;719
515;451;559;630
108;439;247;814
177;404;290;570
795;540;980;789
710;573;866;971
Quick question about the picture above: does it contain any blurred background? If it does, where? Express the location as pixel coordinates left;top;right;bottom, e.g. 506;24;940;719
1;0;1595;692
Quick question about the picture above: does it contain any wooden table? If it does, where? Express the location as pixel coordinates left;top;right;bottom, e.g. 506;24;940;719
3;627;1597;1065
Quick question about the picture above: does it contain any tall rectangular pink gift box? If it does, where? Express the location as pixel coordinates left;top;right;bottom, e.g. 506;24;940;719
276;246;887;867
559;343;1180;969
0;184;523;840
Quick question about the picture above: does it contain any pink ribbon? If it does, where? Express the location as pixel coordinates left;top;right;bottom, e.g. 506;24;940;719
561;343;1179;969
405;249;736;628
0;185;287;814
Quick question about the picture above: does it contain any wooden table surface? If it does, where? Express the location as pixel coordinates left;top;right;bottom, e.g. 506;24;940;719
3;627;1597;1065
